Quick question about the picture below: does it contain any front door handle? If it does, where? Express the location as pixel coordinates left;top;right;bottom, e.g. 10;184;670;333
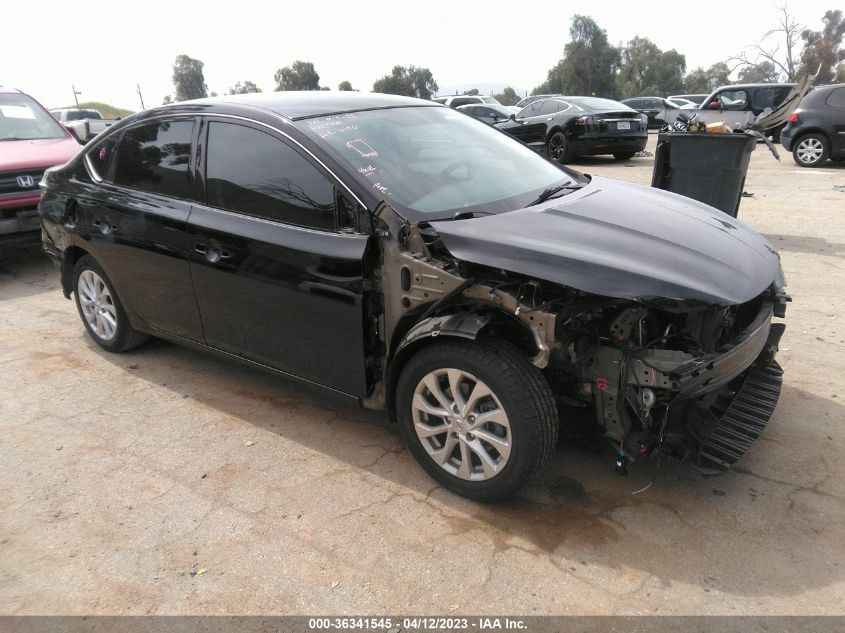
91;219;116;235
195;242;230;263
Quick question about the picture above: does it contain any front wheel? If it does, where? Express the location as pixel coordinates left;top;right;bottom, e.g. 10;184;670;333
73;255;148;353
396;338;558;501
547;131;572;163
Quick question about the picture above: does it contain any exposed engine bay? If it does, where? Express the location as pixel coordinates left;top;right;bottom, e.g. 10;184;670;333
364;202;788;480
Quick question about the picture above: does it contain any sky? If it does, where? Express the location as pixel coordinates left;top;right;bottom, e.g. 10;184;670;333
1;0;836;111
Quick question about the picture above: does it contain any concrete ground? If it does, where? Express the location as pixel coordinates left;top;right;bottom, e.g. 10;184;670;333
1;136;844;616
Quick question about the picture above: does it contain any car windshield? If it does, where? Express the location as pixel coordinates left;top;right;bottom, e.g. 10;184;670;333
299;106;578;219
66;109;101;121
0;93;68;141
569;97;633;112
481;97;498;104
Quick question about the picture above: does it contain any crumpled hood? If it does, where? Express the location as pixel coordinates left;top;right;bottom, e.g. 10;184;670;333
0;137;81;172
430;176;783;306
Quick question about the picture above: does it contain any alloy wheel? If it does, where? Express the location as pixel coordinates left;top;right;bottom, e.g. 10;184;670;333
796;137;824;165
77;269;118;341
411;368;511;481
548;133;566;161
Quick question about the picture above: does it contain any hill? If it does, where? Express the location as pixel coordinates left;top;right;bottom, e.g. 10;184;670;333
60;101;134;119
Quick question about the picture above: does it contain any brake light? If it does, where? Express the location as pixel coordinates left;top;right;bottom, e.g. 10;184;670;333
788;113;799;122
575;115;594;126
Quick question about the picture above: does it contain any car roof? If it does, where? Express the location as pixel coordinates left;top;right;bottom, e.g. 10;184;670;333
183;91;439;120
0;87;24;94
713;83;795;90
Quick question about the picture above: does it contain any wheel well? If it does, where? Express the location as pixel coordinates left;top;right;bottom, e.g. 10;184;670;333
546;126;565;144
383;311;538;423
60;245;90;298
793;129;831;146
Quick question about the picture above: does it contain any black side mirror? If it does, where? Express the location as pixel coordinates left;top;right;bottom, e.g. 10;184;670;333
509;113;516;121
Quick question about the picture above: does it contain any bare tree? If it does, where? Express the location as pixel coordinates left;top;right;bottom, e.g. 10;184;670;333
728;4;803;81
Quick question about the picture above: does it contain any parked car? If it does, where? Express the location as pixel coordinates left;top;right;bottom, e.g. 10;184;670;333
669;94;709;105
691;83;795;139
39;92;787;500
1;88;81;243
431;95;501;108
514;94;561;109
496;97;648;161
666;97;698;109
456;103;514;124
621;97;691;129
50;108;117;143
780;83;845;167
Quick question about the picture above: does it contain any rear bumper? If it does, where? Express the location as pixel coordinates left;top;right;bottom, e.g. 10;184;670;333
569;136;647;156
779;125;798;151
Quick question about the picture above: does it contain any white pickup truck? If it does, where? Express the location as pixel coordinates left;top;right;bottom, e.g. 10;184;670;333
50;108;117;143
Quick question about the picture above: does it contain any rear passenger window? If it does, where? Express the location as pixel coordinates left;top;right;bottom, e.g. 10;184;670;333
114;120;193;199
827;87;845;108
205;122;335;231
87;135;118;181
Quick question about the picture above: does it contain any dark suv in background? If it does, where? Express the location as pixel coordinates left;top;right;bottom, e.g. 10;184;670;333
780;83;845;167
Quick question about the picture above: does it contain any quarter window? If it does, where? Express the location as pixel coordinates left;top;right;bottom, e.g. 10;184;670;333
826;87;845;108
114;120;193;199
87;135;118;181
205;122;336;231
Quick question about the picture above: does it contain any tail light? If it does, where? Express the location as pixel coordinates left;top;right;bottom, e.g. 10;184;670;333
574;115;594;126
788;113;799;123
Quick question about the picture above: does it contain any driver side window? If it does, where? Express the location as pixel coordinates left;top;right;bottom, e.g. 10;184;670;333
718;90;749;111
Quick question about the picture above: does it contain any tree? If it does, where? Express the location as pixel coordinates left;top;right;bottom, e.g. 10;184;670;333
685;62;730;93
493;86;520;106
462;88;480;95
372;65;438;100
533;15;619;97
799;9;845;83
616;37;685;96
728;4;802;81
162;95;173;105
737;61;780;83
172;54;207;102
338;80;354;91
229;81;261;94
274;61;320;91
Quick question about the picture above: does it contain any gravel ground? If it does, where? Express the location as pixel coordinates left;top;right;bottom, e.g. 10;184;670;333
1;135;843;615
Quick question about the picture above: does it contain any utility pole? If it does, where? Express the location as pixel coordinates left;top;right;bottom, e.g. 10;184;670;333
136;83;145;110
72;84;80;107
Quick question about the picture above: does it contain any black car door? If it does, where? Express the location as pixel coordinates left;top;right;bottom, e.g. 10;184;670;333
188;118;369;396
511;101;552;146
79;118;204;340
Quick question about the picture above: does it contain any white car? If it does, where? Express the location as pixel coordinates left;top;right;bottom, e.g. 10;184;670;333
431;95;502;108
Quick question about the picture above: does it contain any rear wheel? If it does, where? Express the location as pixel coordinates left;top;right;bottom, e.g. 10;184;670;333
613;152;636;160
396;338;558;501
792;133;829;167
73;255;148;353
547;131;572;163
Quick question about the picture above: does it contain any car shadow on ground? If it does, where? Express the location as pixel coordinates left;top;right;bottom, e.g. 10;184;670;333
90;335;845;600
0;242;58;301
765;233;845;259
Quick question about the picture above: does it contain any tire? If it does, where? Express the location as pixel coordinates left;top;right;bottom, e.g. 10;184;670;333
396;338;558;501
547;131;572;163
792;133;829;167
613;152;636;161
72;255;148;353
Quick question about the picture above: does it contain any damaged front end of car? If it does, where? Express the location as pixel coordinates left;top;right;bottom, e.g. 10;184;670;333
363;180;788;479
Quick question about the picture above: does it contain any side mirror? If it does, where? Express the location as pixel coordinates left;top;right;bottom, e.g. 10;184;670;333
509;113;516;121
64;125;84;144
708;101;720;110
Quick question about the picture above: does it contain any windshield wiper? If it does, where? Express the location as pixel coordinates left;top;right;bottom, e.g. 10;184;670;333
451;209;494;220
0;137;25;141
526;181;585;207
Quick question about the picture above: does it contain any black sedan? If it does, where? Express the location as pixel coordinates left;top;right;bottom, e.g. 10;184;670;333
456;103;515;125
495;97;648;162
38;92;787;501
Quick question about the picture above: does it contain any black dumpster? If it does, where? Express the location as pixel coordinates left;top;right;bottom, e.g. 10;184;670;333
651;132;756;217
